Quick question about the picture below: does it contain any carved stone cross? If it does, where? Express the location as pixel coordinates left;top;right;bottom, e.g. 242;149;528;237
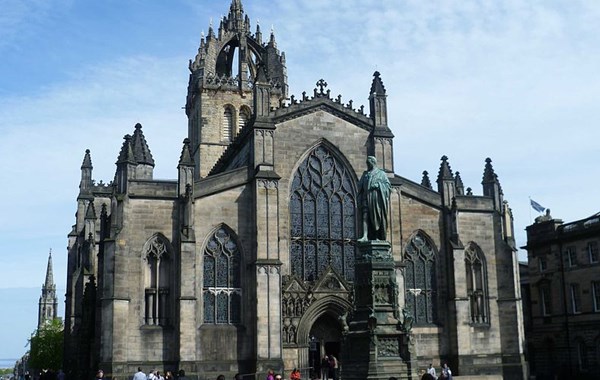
316;79;328;95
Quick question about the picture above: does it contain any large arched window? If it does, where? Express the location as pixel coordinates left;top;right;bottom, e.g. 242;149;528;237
223;106;234;142
465;242;489;324
290;145;356;282
203;227;241;324
404;232;437;324
143;235;171;326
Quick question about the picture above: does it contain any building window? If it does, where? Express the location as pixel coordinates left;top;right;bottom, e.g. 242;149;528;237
238;106;251;134
570;283;581;314
540;285;552;316
223;106;234;142
588;241;599;263
404;232;437;325
566;247;577;267
592;281;600;312
289;145;357;282
143;235;171;326
577;340;588;371
203;227;241;324
465;242;489;324
539;257;547;272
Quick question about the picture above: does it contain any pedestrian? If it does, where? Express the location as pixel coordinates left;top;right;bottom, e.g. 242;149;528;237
177;370;187;380
329;355;339;380
441;363;452;380
321;355;330;380
266;369;275;380
427;363;437;379
133;367;146;380
290;368;301;380
165;371;174;380
95;369;104;379
217;375;225;380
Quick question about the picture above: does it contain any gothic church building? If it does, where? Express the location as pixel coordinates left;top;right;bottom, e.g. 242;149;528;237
64;1;527;379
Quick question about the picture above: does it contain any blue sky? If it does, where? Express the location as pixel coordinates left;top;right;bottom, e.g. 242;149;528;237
1;0;599;361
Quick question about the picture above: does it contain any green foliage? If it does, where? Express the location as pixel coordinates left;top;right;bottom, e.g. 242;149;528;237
28;318;64;371
0;368;13;375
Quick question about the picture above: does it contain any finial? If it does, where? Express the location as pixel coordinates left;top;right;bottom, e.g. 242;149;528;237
316;79;328;96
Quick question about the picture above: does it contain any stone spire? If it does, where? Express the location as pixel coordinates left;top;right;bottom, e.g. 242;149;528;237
38;249;58;328
437;155;456;208
368;71;394;172
455;171;465;195
482;157;503;211
131;123;155;166
44;249;54;290
79;149;93;192
421;170;432;189
117;134;135;164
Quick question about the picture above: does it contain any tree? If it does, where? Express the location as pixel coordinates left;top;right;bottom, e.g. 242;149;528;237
28;318;64;371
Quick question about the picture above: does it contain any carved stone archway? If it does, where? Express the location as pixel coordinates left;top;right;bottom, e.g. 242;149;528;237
295;295;352;377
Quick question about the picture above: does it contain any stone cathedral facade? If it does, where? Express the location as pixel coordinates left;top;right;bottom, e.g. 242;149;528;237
64;1;527;379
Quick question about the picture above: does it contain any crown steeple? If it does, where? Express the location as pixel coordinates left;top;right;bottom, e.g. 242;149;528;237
185;0;287;178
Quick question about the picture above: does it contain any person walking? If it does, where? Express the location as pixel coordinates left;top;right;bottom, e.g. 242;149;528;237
329;355;339;380
320;355;330;380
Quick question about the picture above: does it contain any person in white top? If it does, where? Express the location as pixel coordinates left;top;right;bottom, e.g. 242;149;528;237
133;367;146;380
427;363;437;379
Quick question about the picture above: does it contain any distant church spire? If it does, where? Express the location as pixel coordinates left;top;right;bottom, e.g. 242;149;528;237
38;249;58;328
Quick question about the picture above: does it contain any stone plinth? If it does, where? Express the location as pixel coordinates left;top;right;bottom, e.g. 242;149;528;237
342;241;412;380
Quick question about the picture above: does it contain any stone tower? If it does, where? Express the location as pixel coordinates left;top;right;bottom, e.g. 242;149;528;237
38;249;58;328
185;0;288;178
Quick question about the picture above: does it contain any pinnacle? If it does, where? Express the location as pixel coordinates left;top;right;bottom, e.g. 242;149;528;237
370;71;386;95
482;157;498;184
44;249;54;290
81;149;93;169
131;123;155;166
437;155;454;181
179;138;194;166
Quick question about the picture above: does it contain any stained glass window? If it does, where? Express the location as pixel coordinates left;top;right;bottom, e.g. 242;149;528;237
465;242;489;324
203;227;242;324
290;145;357;282
144;235;171;326
404;232;437;324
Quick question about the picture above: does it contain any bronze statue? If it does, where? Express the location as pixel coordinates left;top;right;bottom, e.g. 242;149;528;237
358;156;391;242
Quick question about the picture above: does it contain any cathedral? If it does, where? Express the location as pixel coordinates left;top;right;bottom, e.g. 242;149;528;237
64;1;527;379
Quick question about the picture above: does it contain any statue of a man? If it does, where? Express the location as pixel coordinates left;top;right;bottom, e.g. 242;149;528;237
358;156;391;242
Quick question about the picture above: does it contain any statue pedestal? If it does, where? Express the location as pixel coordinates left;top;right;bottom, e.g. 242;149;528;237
342;241;412;380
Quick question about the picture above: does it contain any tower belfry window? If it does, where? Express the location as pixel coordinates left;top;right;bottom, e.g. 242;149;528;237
223;107;234;142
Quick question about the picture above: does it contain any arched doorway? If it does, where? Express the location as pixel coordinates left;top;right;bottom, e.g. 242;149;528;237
309;313;342;379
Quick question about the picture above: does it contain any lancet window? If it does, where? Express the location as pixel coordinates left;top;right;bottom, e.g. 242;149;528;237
203;227;242;324
465;242;489;324
144;235;171;326
223;106;234;142
290;145;357;282
403;232;437;324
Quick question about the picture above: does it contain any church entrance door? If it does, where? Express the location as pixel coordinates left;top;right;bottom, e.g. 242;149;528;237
309;313;342;379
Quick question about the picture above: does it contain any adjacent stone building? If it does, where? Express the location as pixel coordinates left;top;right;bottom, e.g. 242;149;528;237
523;210;600;379
64;1;527;379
